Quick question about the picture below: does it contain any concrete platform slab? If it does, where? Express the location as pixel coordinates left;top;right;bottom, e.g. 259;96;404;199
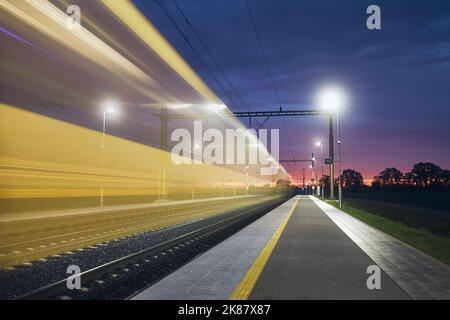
247;196;409;300
132;196;300;300
132;195;450;300
311;196;450;300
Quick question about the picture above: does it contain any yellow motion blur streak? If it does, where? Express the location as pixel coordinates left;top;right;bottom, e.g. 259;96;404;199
0;196;275;268
101;0;221;103
0;103;270;203
0;0;168;101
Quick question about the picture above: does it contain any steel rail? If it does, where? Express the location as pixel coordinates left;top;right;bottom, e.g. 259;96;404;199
16;196;289;300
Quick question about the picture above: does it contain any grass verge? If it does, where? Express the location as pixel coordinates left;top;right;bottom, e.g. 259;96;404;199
326;199;450;266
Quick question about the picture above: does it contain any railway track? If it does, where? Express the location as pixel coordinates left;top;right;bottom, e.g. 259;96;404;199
0;196;266;267
16;196;289;300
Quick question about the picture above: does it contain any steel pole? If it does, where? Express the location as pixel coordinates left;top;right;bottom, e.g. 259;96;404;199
329;114;335;200
246;166;249;195
100;111;106;207
313;153;318;195
159;106;168;200
302;167;305;194
337;104;342;208
320;143;324;199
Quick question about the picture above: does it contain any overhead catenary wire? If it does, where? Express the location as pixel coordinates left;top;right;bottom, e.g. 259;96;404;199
244;0;295;160
172;1;250;113
154;0;241;112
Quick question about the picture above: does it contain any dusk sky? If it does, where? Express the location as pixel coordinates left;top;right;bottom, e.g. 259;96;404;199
134;0;450;183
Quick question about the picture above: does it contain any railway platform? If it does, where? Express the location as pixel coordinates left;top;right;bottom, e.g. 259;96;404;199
133;195;450;300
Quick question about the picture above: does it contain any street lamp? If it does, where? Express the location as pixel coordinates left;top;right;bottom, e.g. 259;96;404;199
318;86;345;208
100;100;118;207
102;101;117;150
315;141;324;199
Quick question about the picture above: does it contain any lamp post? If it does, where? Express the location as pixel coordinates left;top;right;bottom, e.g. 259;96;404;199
225;158;232;197
312;153;317;195
100;101;117;207
246;165;249;195
302;167;305;194
318;86;345;204
309;164;314;195
316;141;324;199
329;115;334;200
337;103;343;208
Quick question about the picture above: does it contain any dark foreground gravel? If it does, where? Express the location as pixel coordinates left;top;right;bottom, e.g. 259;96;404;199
0;200;282;299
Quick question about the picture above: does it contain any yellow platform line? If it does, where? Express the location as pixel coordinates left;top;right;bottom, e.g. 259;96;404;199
229;196;300;300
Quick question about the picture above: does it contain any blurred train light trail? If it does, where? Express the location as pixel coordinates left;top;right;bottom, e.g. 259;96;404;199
207;103;227;111
100;0;219;103
0;0;168;102
0;0;293;267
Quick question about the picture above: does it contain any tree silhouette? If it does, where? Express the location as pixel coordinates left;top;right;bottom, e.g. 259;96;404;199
326;163;449;199
410;162;443;186
340;169;364;190
403;171;414;186
372;167;404;186
439;169;450;186
319;175;330;188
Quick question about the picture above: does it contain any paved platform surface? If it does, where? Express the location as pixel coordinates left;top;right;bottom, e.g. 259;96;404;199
132;196;299;300
312;196;450;300
133;195;450;300
249;196;409;299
